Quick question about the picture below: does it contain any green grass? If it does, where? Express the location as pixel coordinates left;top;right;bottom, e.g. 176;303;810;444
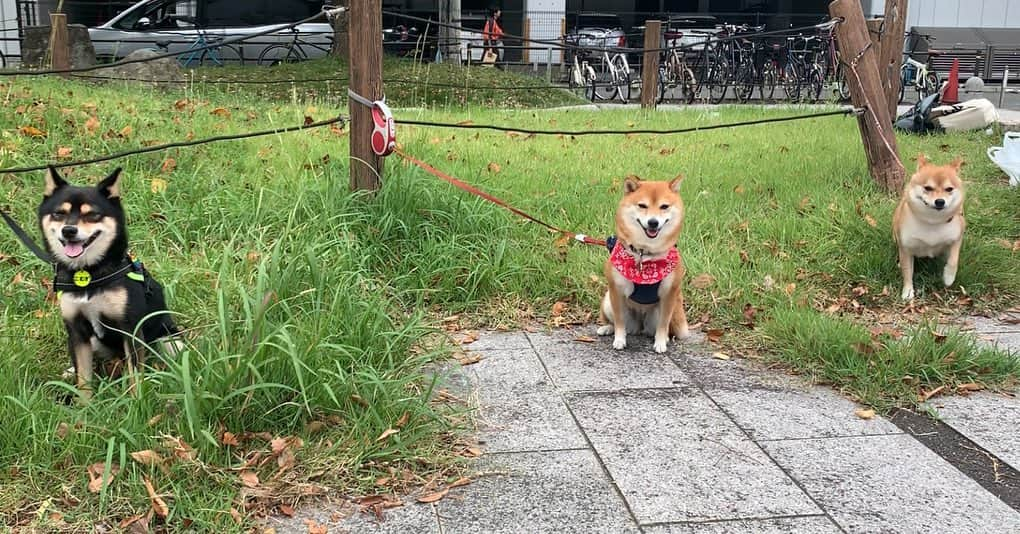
2;62;1020;529
82;56;583;109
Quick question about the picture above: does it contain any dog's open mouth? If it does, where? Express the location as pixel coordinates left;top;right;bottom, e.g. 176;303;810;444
60;232;99;259
644;228;660;239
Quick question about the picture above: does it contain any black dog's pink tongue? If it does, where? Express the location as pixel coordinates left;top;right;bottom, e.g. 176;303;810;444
64;242;84;258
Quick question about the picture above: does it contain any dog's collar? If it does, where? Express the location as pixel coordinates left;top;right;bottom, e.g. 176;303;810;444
607;236;679;286
54;258;146;294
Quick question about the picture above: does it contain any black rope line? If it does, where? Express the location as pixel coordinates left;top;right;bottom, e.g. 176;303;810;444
399;107;860;137
0;11;328;77
0;116;346;174
383;10;843;55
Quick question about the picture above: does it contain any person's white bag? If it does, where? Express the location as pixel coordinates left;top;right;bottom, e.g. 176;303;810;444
987;131;1020;187
933;98;999;132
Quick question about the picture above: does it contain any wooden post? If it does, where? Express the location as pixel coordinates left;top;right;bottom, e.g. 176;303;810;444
830;0;905;193
523;18;530;65
877;0;908;119
348;0;383;192
641;20;661;109
49;13;70;72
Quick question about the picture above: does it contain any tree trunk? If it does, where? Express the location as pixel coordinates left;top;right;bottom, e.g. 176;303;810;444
331;9;350;60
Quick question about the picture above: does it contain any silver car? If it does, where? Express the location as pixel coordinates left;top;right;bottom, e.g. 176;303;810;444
87;0;333;64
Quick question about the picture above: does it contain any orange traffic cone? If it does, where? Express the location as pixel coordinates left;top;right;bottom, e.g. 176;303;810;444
942;57;960;104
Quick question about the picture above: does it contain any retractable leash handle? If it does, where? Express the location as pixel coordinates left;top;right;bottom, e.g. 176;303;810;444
348;88;396;157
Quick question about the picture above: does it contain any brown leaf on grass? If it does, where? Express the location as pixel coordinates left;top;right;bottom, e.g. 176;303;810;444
210;107;231;117
173;99;190;110
277;448;297;473
55;422;70;439
733;184;745;194
852;342;876;355
921;385;946;401
457;120;474;126
574;335;597;343
304;115;314;126
142;477;169;518
163;436;196;461
18;125;46;138
932;331;948;344
84;116;100;134
150;178;167;194
486;162;501;174
458;331;479;345
221;432;240;447
147;414;163;427
783;283;797;296
705;328;724;343
797;196;812;212
739;250;750;264
957;382;983;392
851;285;869;297
119;513;146;530
659;146;675;156
551;301;567;316
56;147;73;159
417;488;449;503
239;470;260;488
375;428;399;442
130;450;168;473
279;504;295;517
690;273;715;289
304;519;328;534
854;408;875;420
119;125;133;137
160;157;177;174
86;462;119;493
864;214;878;228
741;303;757;328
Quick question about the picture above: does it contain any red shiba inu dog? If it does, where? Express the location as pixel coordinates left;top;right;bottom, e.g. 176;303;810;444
892;155;966;301
597;176;689;353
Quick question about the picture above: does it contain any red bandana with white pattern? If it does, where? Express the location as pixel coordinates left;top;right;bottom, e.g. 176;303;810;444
610;240;680;285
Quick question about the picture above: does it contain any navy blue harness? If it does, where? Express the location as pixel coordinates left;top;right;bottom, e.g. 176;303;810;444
606;236;662;305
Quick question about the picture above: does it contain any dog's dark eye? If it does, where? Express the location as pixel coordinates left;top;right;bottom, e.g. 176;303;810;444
51;212;67;222
83;213;103;223
945;187;954;193
637;203;648;209
923;186;934;192
660;204;670;210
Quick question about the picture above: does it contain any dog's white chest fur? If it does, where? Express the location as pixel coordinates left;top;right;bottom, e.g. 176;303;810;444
898;214;962;258
60;288;127;338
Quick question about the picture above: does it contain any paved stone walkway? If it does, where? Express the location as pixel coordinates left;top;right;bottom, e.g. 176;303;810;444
269;310;1020;533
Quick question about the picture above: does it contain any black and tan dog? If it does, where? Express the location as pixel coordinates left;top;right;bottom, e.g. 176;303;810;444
39;166;179;398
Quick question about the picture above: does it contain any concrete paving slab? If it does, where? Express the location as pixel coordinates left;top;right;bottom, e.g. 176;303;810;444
267;500;440;534
475;385;587;453
708;387;901;440
675;352;811;392
965;315;1020;335
527;330;691;391
932;392;1020;471
436;450;639;533
568;389;820;524
641;515;840;534
462;331;533;352
470;347;550;391
762;434;1020;533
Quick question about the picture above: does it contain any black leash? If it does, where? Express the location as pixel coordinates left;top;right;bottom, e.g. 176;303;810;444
0;209;52;263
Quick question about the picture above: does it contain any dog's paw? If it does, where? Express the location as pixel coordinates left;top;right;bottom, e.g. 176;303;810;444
653;338;669;353
596;325;613;336
61;366;75;381
612;336;627;350
901;285;915;301
943;266;957;287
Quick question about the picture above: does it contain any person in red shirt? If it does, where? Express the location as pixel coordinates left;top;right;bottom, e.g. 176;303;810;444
482;6;504;67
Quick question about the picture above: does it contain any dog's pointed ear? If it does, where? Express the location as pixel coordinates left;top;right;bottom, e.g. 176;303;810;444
623;175;641;194
669;174;685;192
97;167;123;199
916;153;929;170
44;166;68;197
949;157;964;170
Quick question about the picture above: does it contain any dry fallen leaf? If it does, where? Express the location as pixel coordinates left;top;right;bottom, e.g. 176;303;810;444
854;408;875;420
304;518;328;534
487;162;501;174
574;335;597;343
160;157;177;174
690;273;715;289
417;488;449;503
705;328;725;343
163;436;197;461
119;125;133;137
142;477;169;518
130;450;168;473
210;107;231;117
150;178;167;194
742;303;757;327
239;470;260;488
711;351;731;360
957;382;983;392
921;385;946;401
279;503;295;517
18;125;46;138
375;428;399;442
56;147;73;159
551;301;567;317
864;214;878;228
84;116;100;134
448;477;471;488
86;462;119;493
221;432;240;447
931;331;948;344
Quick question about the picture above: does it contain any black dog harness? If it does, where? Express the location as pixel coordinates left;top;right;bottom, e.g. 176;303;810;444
53;258;151;296
606;235;666;305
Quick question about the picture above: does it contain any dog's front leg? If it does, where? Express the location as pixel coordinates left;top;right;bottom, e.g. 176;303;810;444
607;287;628;350
899;247;915;300
654;280;679;354
69;331;94;401
943;237;962;287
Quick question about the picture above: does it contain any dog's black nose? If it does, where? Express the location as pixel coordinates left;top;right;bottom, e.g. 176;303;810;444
647;218;660;230
934;198;946;209
61;225;78;239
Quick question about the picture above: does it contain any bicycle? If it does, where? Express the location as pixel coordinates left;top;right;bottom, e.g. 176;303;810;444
657;40;697;104
566;42;597;101
258;27;333;66
586;37;633;102
899;33;941;104
162;18;243;67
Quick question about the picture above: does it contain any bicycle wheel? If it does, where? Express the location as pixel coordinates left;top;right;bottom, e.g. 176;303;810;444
584;65;598;102
782;62;800;102
258;44;303;67
837;68;850;100
734;59;755;103
656;66;667;104
682;66;697;105
919;71;940;100
612;54;631;102
201;44;243;67
760;62;777;101
707;55;729;104
898;65;908;103
806;65;824;102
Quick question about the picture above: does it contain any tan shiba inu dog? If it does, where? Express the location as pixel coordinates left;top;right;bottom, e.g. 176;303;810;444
893;155;966;301
597;176;689;353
